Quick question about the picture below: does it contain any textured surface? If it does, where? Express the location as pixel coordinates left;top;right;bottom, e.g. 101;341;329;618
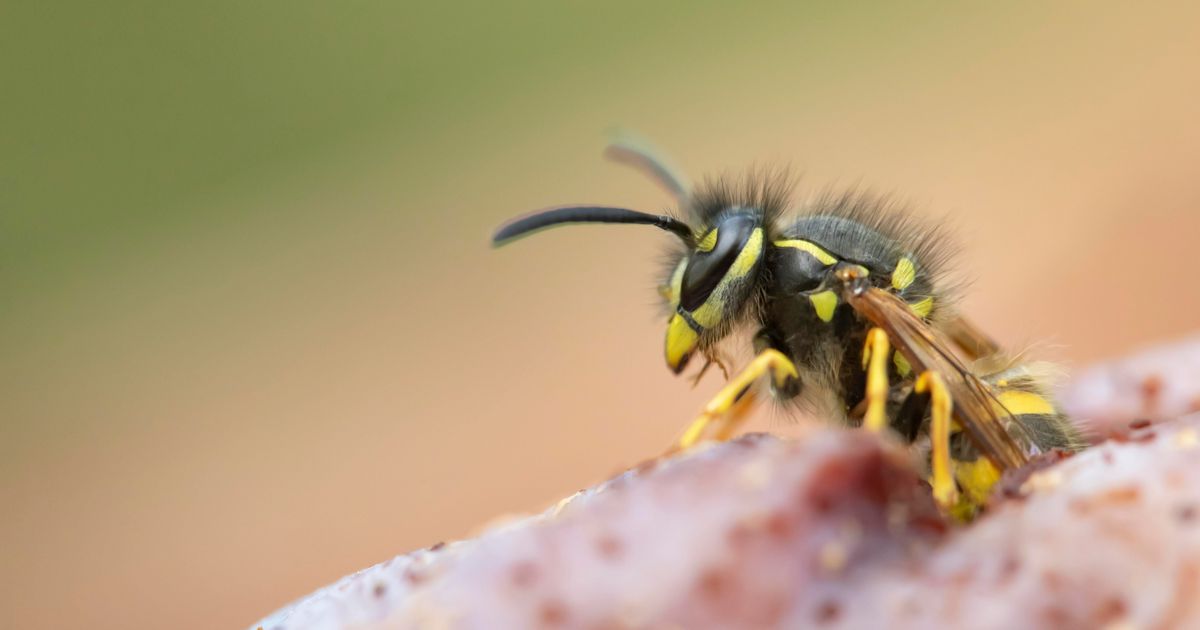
1060;334;1200;439
253;335;1200;630
253;422;1200;629
253;431;943;629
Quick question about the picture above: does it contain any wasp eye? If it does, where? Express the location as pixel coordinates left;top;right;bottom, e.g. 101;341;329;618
679;214;758;310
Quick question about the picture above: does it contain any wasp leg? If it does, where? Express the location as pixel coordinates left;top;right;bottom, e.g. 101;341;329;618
712;389;759;442
672;349;798;452
861;327;891;432
915;370;959;509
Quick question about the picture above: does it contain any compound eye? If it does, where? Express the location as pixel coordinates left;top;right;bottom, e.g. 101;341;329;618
679;214;757;311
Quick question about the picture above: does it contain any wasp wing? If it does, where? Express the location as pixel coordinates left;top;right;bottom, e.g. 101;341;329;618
843;284;1033;471
937;313;1002;362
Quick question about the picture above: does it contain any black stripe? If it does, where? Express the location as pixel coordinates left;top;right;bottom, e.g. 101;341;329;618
677;309;705;334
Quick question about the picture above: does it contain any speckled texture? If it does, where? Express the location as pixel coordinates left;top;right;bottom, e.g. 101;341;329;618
861;415;1200;629
253;335;1200;630
252;431;944;630
1060;333;1200;438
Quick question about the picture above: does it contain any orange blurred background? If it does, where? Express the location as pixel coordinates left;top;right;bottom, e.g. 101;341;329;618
4;3;1200;628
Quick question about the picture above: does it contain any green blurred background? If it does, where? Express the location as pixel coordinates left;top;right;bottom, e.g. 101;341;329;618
4;3;1199;628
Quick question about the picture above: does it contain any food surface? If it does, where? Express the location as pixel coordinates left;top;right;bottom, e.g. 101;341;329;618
1059;334;1200;438
253;336;1200;630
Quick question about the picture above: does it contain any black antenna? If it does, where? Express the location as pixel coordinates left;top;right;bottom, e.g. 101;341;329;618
492;205;694;247
604;130;692;204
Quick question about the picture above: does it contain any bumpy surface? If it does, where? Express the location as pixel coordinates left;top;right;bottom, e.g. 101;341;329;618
253;431;944;630
1060;334;1200;438
253;336;1200;630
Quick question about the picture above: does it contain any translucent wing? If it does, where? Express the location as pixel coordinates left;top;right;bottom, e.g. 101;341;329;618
842;283;1034;471
938;313;1002;362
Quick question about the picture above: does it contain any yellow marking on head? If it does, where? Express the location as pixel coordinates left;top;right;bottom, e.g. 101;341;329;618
691;301;722;328
664;258;687;309
808;290;838;322
665;314;699;370
992;390;1056;417
674;229;764;334
730;228;763;276
774;239;837;265
892;257;916;291
893;351;912;377
696;229;717;252
909;296;934;318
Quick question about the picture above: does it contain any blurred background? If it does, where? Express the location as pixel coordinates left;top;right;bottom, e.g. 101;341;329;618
4;3;1199;628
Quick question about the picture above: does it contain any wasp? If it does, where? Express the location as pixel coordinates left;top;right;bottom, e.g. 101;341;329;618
493;134;1084;516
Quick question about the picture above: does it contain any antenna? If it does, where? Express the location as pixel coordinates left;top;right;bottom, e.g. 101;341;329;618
603;129;692;204
493;205;695;247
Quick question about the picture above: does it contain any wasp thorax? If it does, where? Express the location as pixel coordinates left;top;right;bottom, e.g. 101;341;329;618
664;210;766;373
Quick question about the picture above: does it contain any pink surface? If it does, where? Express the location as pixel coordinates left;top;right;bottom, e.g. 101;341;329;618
255;334;1200;629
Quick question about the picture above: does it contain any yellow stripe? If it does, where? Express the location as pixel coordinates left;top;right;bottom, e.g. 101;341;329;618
909;296;933;318
664;258;687;309
774;239;837;265
992;390;1056;416
892;257;916;291
691;301;721;328
684;229;764;330
730;229;763;276
665;314;699;368
696;229;717;252
808;290;838;322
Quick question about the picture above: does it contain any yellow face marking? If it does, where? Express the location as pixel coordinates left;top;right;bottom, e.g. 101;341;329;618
808;290;838;322
774;239;837;266
686;228;763;329
665;313;699;370
696;229;717;252
909;296;934;318
666;228;765;360
663;258;687;309
892;257;916;291
730;228;763;276
691;301;721;328
893;351;912;377
992;390;1056;416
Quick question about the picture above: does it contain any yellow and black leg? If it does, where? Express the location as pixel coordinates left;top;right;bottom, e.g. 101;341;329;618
671;348;799;452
